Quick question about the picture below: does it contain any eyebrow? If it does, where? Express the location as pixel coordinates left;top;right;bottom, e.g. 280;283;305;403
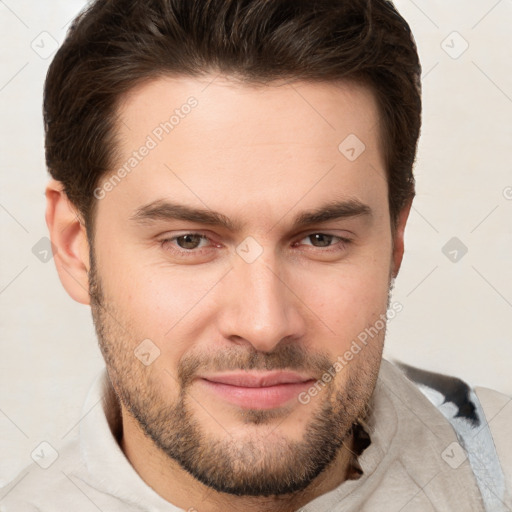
292;199;372;228
130;200;241;231
130;198;372;231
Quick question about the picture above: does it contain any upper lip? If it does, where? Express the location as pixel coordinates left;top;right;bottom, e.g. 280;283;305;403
199;371;315;388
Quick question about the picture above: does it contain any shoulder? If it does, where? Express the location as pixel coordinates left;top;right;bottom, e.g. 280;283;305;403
0;437;83;511
393;360;512;508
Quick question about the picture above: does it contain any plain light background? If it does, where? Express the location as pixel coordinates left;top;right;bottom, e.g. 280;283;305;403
0;0;511;486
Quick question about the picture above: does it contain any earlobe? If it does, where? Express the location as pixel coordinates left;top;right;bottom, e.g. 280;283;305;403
45;179;91;305
391;200;412;278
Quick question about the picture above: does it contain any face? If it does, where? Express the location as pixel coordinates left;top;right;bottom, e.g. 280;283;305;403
88;76;398;496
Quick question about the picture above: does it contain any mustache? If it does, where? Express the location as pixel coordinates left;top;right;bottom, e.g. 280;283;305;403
177;344;333;388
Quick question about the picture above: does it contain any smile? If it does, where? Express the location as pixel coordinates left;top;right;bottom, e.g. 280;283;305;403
197;371;316;409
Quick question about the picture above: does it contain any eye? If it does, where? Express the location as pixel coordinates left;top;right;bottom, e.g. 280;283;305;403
174;233;207;250
303;233;337;247
299;233;347;248
291;232;353;259
161;233;211;251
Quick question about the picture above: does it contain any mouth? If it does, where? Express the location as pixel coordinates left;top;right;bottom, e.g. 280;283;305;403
196;371;316;410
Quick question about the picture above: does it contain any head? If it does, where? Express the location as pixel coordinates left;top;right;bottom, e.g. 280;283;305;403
45;0;421;499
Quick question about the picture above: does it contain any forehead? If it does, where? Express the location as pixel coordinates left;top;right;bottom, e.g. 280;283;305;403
117;75;382;153
100;75;387;226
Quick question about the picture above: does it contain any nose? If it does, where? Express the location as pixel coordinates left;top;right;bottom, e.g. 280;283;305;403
217;253;306;353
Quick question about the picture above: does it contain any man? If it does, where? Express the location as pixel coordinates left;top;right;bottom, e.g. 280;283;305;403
1;0;510;511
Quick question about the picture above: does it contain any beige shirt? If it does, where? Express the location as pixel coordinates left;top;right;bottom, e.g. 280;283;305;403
1;359;510;511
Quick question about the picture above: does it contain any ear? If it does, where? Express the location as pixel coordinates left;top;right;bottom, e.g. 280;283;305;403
391;199;412;278
45;179;91;305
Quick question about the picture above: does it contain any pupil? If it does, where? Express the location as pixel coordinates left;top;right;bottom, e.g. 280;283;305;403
311;234;332;247
178;234;202;249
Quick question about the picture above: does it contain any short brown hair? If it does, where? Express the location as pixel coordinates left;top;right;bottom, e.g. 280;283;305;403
44;0;421;230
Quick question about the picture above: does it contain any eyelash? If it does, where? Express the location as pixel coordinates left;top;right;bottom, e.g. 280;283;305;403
159;232;352;256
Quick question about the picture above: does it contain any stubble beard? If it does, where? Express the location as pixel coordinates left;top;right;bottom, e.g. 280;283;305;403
88;256;384;497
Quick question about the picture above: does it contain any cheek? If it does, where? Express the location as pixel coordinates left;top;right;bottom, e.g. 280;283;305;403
97;244;226;342
287;253;392;348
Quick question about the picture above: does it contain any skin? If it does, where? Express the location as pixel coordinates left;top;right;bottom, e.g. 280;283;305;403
46;75;411;512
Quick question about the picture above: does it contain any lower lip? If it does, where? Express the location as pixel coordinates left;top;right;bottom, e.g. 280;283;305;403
198;379;315;409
